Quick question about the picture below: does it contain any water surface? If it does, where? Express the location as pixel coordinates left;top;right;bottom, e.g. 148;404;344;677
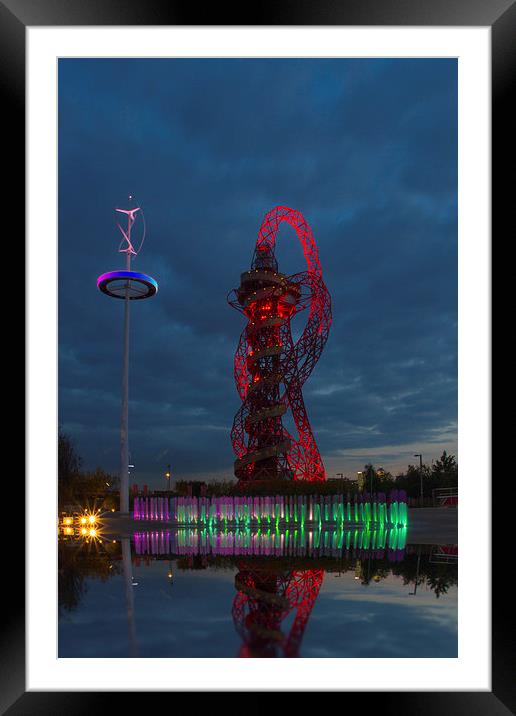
58;528;457;658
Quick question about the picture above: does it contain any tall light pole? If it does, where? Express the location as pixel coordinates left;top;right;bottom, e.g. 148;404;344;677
336;473;344;495
97;197;158;514
414;453;423;504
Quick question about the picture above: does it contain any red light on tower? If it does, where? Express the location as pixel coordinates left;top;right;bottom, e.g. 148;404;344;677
228;206;332;483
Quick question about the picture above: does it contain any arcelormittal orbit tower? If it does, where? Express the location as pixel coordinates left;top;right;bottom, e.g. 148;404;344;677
228;206;332;483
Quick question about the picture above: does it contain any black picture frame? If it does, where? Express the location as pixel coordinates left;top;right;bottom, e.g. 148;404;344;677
6;0;509;711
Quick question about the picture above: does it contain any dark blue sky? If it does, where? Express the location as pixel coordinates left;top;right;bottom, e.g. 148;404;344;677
58;58;457;488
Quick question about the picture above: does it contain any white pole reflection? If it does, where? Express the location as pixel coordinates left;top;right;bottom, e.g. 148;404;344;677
122;537;138;657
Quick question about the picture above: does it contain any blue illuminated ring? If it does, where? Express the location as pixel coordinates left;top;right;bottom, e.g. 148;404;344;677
97;270;158;300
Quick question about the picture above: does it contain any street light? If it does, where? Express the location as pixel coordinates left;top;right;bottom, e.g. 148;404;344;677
414;453;423;504
335;473;344;495
165;464;171;495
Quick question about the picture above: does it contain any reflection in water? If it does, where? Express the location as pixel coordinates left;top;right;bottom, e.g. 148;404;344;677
233;564;324;657
122;538;139;657
133;525;407;560
59;526;457;658
58;528;139;657
58;531;122;614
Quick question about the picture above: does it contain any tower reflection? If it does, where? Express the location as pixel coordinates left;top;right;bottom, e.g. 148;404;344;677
233;563;323;657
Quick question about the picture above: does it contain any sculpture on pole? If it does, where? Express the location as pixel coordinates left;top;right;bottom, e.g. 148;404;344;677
97;196;158;513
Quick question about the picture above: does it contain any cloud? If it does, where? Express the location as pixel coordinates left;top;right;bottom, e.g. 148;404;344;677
58;58;457;486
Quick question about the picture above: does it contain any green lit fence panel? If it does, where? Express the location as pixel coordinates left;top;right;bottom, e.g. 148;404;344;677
142;492;408;529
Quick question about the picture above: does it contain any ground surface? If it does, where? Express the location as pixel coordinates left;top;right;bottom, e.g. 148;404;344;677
406;507;458;544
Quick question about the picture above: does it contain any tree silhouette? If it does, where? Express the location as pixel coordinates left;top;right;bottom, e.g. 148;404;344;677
58;429;82;505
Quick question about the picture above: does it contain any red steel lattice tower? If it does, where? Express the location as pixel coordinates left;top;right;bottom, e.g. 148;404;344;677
228;206;332;483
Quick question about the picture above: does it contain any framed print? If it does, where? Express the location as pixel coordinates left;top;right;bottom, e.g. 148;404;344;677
5;0;511;710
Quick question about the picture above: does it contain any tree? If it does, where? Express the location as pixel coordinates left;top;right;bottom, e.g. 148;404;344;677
376;467;395;492
395;463;431;498
58;430;82;504
75;467;119;502
432;451;458;479
362;464;380;493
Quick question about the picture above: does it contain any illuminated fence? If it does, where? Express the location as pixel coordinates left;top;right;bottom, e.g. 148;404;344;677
133;490;408;528
133;525;407;561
